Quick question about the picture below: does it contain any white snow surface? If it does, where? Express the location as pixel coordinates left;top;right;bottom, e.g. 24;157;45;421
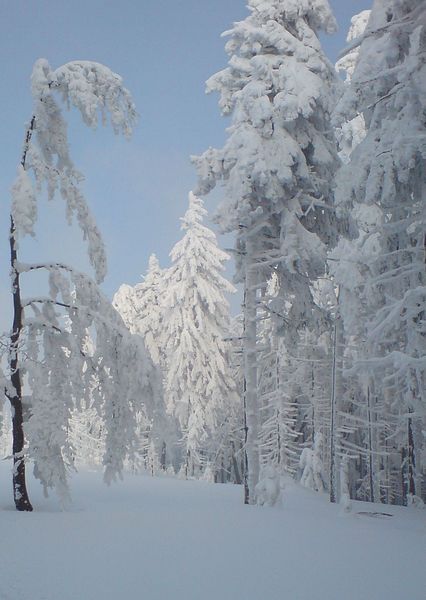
0;463;424;600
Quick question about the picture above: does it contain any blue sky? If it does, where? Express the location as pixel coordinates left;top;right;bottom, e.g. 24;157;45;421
0;0;371;326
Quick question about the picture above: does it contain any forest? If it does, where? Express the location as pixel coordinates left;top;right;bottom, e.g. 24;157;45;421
1;1;425;598
0;0;425;588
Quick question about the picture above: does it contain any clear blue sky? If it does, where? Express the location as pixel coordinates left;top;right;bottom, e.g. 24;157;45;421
0;1;371;326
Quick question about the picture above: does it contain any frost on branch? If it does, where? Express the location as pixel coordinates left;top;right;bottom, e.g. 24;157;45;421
31;58;137;136
53;61;137;136
11;166;37;237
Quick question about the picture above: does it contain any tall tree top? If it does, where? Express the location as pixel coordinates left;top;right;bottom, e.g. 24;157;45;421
245;0;337;34
180;191;209;230
148;253;160;273
170;193;235;293
193;0;341;297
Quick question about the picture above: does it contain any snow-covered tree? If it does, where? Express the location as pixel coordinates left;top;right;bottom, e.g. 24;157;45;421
113;254;171;471
5;58;161;510
163;192;237;477
113;254;165;366
333;0;426;504
193;0;342;503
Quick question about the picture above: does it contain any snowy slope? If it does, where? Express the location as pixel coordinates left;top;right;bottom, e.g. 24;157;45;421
0;463;424;600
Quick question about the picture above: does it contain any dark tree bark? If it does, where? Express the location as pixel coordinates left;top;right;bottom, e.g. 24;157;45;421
160;441;167;471
243;385;249;504
407;415;416;497
401;415;417;506
401;445;407;506
367;385;375;504
230;441;242;485
6;217;33;511
242;354;249;504
5;117;36;511
329;316;338;503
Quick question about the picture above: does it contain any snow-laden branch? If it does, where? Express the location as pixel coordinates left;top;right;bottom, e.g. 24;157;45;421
33;59;137;136
337;3;426;60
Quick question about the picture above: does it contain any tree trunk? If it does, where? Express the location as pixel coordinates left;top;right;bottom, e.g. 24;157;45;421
243;245;260;504
243;386;249;503
367;384;375;503
407;414;416;497
329;296;344;504
401;445;407;506
329;314;338;503
5;118;36;512
401;414;417;505
230;441;242;485
160;441;167;471
6;216;33;511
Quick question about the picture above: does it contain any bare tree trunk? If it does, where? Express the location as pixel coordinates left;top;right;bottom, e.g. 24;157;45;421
160;441;167;471
401;414;417;505
6;217;33;511
276;349;282;466
230;441;242;485
243;382;249;503
243;245;260;504
367;384;375;503
185;448;191;479
407;414;416;497
5;117;36;512
329;315;338;503
401;445;407;506
330;293;344;504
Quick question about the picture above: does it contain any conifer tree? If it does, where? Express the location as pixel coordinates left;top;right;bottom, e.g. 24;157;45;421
113;254;171;469
130;254;164;366
163;192;237;477
113;254;165;367
193;0;341;503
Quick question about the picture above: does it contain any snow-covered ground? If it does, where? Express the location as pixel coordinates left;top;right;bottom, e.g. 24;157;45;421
0;463;424;600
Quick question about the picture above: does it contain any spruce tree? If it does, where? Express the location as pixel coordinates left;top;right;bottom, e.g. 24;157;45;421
163;192;237;477
113;254;165;367
193;0;341;503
